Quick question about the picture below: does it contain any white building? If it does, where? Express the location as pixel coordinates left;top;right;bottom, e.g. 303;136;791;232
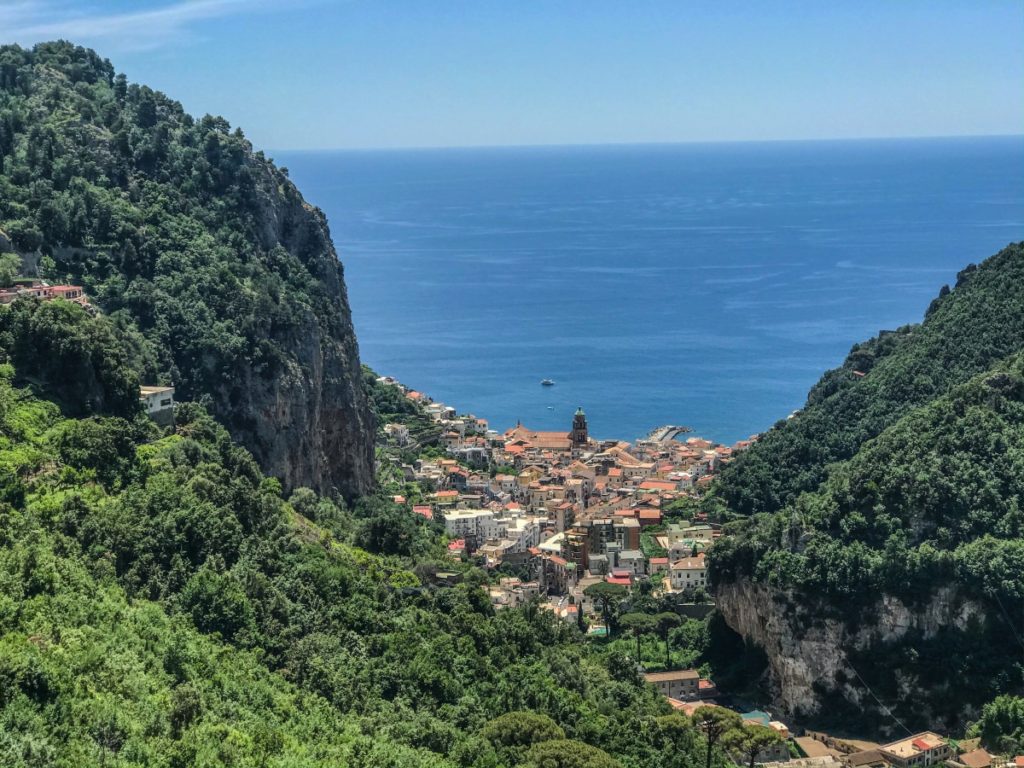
384;423;410;445
140;386;175;422
669;553;707;591
617;549;646;576
443;509;502;541
505;516;543;552
538;531;565;555
879;733;953;768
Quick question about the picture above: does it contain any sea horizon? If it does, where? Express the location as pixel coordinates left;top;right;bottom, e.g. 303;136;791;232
271;132;1024;156
280;135;1024;444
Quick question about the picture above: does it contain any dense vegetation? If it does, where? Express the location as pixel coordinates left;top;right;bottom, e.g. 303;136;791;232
0;297;144;417
968;696;1024;756
0;41;329;390
718;242;1024;516
0;40;372;496
710;244;1024;730
713;354;1024;606
0;297;732;768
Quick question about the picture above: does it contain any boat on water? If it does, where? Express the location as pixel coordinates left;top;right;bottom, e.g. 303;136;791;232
540;379;555;386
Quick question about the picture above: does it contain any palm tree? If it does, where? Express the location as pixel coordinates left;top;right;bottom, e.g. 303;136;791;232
583;582;627;637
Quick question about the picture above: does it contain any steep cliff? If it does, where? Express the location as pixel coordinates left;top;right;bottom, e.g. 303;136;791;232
716;580;991;734
0;42;373;496
711;248;1024;730
198;150;375;497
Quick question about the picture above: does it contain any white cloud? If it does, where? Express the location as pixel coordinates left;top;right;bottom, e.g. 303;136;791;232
2;0;286;52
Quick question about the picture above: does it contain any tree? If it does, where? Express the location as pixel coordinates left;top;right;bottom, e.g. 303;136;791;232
356;502;420;556
524;739;621;768
181;566;256;642
481;712;565;765
0;252;21;286
0;299;141;417
655;612;681;667
619;612;657;662
584;582;627;637
654;713;696;753
691;706;742;768
968;695;1024;755
722;725;785;768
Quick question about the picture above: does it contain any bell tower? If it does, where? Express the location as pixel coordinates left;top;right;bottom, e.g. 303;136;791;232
571;407;588;452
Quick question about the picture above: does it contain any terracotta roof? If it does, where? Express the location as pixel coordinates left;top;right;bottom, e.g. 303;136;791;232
668;699;720;715
960;749;992;768
671;554;706;570
504;425;572;451
639;480;677;491
644;669;699;682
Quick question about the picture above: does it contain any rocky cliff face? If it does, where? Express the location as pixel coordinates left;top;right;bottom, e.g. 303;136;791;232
716;580;985;732
215;162;375;499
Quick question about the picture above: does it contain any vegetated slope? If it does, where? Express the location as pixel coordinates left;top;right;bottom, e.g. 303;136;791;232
718;242;1024;516
710;257;1024;730
0;41;373;497
0;299;709;768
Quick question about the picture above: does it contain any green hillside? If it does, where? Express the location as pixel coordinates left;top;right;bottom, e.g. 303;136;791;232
0;40;374;497
710;245;1024;728
0;299;710;768
718;242;1024;516
713;352;1024;607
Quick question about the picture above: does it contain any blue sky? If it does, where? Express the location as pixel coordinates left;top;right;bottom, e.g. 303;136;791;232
3;0;1023;150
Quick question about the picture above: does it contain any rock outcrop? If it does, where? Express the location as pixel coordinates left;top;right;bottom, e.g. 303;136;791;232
716;579;986;732
214;163;375;498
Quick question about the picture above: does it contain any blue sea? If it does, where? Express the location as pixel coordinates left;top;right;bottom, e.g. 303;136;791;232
278;137;1024;444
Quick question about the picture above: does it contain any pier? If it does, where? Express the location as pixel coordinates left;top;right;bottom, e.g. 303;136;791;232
643;425;693;442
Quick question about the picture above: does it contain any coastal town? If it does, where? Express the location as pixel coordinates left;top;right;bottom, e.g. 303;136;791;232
378;374;742;612
375;375;1016;768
